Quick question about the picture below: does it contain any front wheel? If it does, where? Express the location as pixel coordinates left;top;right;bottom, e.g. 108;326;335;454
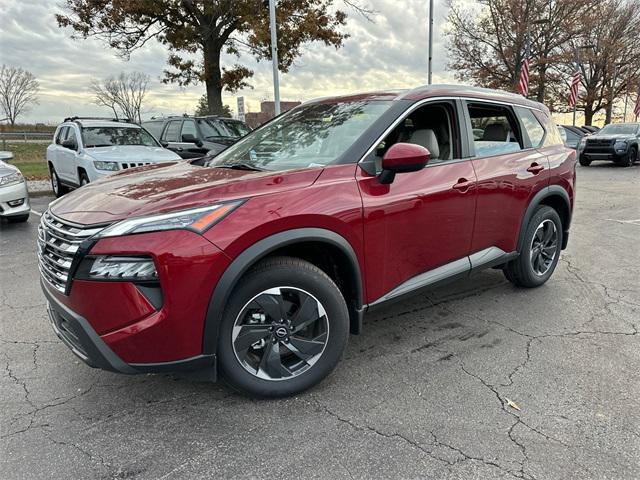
504;206;563;288
623;146;638;167
578;155;591;167
50;166;69;197
218;256;349;398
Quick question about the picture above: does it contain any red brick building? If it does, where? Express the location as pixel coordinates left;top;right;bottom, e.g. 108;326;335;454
245;101;301;128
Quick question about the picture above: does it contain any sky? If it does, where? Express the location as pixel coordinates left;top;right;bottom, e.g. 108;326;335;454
0;0;456;124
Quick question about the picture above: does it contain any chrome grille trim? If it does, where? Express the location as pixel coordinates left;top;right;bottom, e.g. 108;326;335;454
37;211;105;294
121;162;151;169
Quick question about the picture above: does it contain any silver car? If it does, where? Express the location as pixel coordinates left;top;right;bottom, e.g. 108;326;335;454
0;152;30;223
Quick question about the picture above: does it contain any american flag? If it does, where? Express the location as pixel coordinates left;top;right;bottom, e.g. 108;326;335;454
518;37;530;97
569;67;581;108
635;87;640;119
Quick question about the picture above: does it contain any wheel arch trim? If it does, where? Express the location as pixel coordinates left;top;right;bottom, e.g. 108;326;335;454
202;228;364;354
517;185;571;252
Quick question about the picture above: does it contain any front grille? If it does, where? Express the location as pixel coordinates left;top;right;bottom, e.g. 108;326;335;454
121;162;151;169
37;211;104;293
584;138;614;154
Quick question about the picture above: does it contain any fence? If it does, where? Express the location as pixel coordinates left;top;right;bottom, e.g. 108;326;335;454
0;132;52;143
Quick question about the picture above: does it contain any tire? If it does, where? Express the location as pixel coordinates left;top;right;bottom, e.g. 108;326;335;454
625;146;638;166
578;155;591;167
504;205;563;288
7;214;29;223
50;166;69;197
218;256;349;398
79;172;90;186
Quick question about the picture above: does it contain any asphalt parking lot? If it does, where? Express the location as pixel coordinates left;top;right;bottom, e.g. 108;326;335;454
1;164;639;480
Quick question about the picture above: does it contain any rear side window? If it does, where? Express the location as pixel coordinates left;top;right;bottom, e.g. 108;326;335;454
180;120;198;140
55;127;68;145
466;103;523;157
515;107;545;147
162;121;181;142
542;117;564;147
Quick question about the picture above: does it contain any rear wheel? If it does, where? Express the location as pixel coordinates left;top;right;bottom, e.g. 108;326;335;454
504;206;562;288
218;256;349;397
50;166;69;197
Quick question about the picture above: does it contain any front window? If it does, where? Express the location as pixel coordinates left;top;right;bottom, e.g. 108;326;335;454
207;101;392;171
599;124;639;135
82;127;159;148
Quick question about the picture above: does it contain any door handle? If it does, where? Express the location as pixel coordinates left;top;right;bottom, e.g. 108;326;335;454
452;178;473;192
527;163;544;174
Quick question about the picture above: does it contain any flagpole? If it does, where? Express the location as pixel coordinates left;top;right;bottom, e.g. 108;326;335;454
268;0;281;116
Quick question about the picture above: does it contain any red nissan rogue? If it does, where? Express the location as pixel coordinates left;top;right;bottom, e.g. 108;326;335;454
38;85;576;397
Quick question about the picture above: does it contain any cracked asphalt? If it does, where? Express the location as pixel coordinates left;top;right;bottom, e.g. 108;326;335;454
1;163;639;480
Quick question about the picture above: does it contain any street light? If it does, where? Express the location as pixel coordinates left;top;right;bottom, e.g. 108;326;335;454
427;0;434;84
268;0;281;116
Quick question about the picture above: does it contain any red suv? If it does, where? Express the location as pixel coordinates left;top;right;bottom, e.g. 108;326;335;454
39;86;576;397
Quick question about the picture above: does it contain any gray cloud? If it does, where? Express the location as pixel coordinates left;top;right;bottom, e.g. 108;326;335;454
0;0;455;123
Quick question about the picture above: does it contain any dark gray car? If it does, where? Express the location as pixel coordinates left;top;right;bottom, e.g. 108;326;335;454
143;115;251;159
579;123;640;167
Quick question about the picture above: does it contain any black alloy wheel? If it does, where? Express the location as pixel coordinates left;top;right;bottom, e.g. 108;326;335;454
231;287;329;381
218;257;349;397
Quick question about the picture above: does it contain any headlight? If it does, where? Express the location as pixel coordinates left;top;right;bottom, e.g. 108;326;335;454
577;138;587;153
98;201;242;238
78;256;158;281
614;141;628;151
0;171;23;187
94;161;119;171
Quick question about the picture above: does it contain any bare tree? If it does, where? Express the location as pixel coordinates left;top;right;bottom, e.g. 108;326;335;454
90;72;150;123
549;0;640;124
0;65;40;125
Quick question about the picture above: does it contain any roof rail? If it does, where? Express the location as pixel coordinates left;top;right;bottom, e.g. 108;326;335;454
63;116;134;123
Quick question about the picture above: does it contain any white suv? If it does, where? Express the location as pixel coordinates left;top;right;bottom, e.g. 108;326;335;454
46;117;182;197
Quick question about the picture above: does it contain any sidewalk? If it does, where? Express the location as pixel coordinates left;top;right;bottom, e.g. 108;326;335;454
27;179;52;197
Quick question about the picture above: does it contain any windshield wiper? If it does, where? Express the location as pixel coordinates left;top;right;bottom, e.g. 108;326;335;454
215;163;266;172
85;144;112;148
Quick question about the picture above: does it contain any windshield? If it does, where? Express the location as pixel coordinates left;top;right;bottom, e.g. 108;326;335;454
198;118;250;139
82;127;159;148
207;101;392;171
599;124;639;135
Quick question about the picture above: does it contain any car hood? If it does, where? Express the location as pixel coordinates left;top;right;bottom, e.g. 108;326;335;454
85;145;181;162
50;160;323;225
588;133;636;141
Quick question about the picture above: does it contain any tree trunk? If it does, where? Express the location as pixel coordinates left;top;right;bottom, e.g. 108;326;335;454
203;39;224;116
604;102;613;125
584;106;594;126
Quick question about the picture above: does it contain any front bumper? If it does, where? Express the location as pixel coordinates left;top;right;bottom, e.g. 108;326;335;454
42;280;216;375
0;181;30;217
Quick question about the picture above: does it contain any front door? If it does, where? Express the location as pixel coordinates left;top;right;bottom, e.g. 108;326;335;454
358;101;478;304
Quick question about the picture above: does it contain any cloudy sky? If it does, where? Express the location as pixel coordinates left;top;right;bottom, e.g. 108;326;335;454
0;0;457;124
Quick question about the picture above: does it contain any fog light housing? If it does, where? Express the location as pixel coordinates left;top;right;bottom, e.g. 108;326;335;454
7;198;25;207
78;256;158;281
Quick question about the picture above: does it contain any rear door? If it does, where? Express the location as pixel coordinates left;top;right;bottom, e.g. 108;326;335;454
465;101;550;255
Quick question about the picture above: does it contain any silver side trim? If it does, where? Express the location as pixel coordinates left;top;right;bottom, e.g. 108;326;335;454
368;247;516;308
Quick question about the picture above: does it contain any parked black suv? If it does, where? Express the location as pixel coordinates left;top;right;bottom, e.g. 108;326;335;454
143;115;251;159
579;123;640;167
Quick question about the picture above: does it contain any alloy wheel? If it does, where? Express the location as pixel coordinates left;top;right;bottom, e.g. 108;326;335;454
231;287;329;381
529;219;558;276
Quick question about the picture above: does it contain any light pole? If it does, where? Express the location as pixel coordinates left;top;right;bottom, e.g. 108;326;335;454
427;0;434;85
268;0;281;116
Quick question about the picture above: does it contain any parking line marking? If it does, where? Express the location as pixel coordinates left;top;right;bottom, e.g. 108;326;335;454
605;218;640;226
31;209;42;217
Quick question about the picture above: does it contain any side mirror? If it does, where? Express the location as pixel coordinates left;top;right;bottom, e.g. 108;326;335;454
160;140;169;148
379;142;430;184
61;139;77;150
182;133;203;147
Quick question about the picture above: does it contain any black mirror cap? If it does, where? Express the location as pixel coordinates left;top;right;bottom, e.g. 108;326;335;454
160;140;169;148
61;139;77;150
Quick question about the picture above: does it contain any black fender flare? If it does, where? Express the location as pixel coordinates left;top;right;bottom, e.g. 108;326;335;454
516;185;571;252
202;228;364;354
